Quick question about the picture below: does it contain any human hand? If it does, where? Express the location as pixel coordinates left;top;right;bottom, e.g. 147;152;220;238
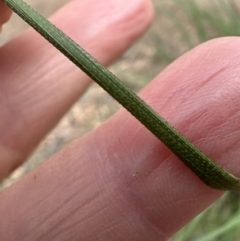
0;0;153;179
1;0;240;240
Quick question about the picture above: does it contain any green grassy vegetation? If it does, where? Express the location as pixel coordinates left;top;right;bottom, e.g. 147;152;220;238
171;192;240;240
152;0;240;64
151;0;240;240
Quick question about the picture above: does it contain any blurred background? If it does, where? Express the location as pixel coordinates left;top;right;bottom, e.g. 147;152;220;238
1;0;240;240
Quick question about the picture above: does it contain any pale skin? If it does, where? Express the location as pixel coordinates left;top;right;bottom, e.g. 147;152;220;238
1;0;240;240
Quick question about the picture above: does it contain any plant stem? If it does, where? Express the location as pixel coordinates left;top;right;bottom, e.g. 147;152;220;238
2;0;240;191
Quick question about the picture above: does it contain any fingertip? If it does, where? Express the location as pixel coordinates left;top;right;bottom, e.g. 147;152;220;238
50;0;154;61
0;2;12;27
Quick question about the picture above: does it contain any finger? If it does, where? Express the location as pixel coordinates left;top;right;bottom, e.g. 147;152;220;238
0;0;153;179
0;2;11;30
2;37;237;240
